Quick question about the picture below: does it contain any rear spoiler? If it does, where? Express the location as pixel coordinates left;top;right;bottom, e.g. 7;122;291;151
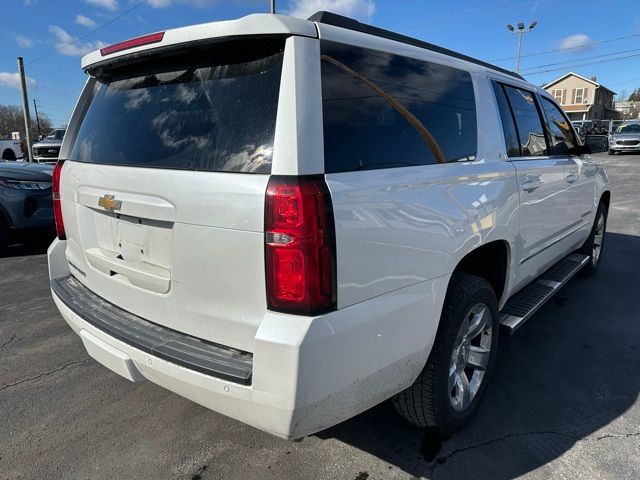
81;13;316;72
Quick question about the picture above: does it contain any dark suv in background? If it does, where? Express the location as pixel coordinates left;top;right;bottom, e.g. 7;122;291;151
0;161;55;250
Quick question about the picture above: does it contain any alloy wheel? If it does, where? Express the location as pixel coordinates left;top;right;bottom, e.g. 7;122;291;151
593;213;605;266
448;303;493;412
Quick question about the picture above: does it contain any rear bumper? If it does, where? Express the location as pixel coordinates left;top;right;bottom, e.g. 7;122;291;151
51;275;254;384
48;238;447;438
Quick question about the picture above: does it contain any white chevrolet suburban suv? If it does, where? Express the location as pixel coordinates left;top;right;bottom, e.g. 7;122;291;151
48;12;610;439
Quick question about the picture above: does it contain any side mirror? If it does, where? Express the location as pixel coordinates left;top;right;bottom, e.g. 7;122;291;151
584;135;609;154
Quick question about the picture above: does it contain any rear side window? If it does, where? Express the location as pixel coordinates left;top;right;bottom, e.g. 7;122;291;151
70;38;285;173
502;85;547;157
320;41;477;173
539;96;577;155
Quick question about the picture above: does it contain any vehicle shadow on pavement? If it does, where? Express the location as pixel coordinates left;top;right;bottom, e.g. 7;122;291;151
317;232;640;479
0;240;52;259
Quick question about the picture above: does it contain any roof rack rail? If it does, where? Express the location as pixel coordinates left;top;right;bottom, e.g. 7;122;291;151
307;11;525;81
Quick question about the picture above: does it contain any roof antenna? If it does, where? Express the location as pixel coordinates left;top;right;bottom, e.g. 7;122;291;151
270;0;275;14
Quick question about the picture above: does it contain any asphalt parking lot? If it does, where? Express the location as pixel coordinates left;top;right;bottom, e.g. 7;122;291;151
1;152;639;480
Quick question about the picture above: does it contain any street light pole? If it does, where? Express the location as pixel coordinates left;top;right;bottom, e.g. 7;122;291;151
270;0;275;14
515;30;523;73
506;21;537;73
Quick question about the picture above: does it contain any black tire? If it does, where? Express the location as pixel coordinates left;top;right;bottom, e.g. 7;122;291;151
607;149;615;156
578;202;608;277
2;149;16;161
393;273;499;435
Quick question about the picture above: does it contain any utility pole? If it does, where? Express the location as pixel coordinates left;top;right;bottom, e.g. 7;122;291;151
506;21;537;73
270;0;275;14
33;99;42;139
17;57;33;162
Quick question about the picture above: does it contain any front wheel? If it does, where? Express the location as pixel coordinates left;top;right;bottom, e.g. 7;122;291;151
579;202;607;276
608;149;615;155
393;273;499;435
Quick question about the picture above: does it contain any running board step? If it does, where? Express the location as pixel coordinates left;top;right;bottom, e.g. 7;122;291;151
499;253;590;334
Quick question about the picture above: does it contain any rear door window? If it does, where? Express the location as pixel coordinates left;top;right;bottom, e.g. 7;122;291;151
320;41;477;173
70;39;285;174
502;85;548;157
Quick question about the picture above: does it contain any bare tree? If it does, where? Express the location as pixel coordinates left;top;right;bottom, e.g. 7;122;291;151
0;104;52;140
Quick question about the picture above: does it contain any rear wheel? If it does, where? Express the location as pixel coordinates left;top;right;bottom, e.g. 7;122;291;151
2;149;16;161
579;202;607;277
393;273;499;435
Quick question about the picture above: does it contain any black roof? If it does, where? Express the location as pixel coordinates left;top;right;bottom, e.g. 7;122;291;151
308;11;525;81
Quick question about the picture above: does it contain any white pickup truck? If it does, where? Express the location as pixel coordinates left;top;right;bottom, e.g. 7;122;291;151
48;12;610;439
0;138;25;161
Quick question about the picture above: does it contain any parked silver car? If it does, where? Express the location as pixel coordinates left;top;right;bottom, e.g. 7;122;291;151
609;122;640;155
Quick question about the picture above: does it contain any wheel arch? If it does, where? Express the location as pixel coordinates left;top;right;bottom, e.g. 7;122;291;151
451;240;511;305
2;148;16;160
599;190;611;211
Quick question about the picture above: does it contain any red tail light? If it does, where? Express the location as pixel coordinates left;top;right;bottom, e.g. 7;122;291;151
265;175;337;315
52;160;66;240
19;141;24;154
100;31;165;56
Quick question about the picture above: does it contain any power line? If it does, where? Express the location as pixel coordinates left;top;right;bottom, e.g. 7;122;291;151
37;109;70;116
25;0;147;66
490;32;640;62
402;0;511;30
28;66;80;77
403;0;546;32
608;75;640;86
520;47;640;72
33;102;70;113
35;99;70;109
524;52;640;76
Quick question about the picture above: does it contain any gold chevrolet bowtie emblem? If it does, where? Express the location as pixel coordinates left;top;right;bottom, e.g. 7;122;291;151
98;194;122;212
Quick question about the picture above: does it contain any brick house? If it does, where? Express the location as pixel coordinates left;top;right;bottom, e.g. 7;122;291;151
543;72;621;121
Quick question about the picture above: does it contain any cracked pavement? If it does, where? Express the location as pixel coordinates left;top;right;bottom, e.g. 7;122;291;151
1;152;639;480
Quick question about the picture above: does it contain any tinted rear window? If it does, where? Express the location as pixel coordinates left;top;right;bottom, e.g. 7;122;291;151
492;82;520;157
320;41;477;173
70;38;284;173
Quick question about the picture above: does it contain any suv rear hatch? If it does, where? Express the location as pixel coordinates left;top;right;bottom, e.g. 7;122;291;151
59;38;285;352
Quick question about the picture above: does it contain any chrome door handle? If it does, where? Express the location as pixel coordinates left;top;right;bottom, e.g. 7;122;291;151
521;180;540;192
565;174;578;184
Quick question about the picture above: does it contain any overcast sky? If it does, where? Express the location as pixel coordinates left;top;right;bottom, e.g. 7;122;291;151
2;0;639;128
